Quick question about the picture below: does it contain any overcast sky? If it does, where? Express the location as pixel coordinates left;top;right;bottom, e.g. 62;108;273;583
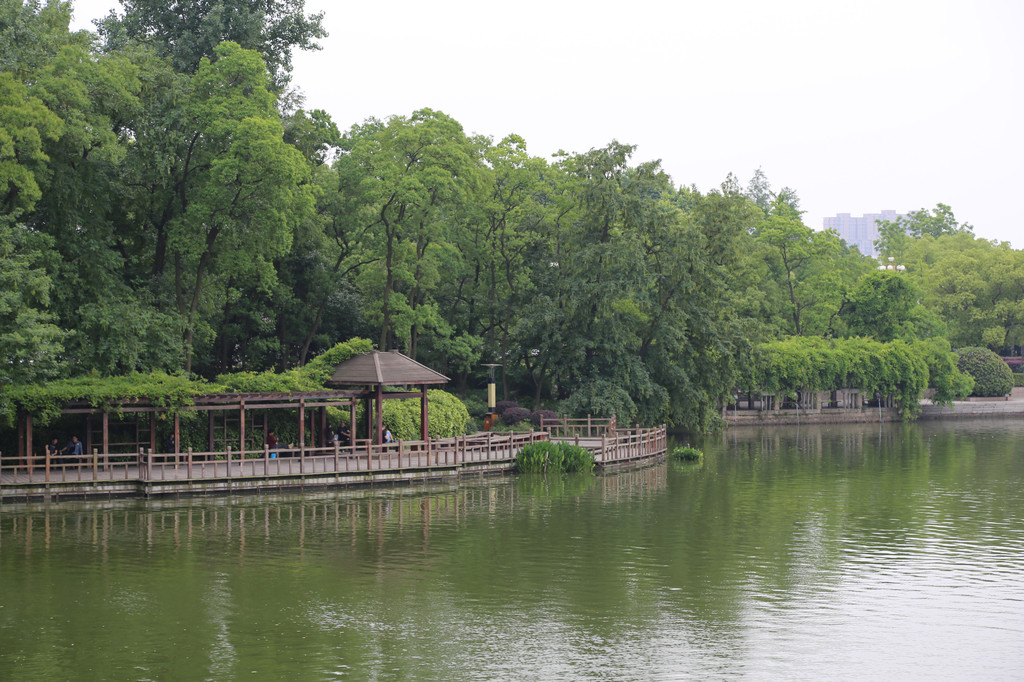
70;0;1022;249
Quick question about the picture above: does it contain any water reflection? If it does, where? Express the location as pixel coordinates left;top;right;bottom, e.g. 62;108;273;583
2;420;1024;679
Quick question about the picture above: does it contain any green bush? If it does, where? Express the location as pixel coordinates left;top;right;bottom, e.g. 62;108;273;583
1013;373;1024;388
955;346;1013;397
515;441;594;473
382;389;471;440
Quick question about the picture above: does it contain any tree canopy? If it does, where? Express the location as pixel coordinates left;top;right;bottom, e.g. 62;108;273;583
0;1;1012;434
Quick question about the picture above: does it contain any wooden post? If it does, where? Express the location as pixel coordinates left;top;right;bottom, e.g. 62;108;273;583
25;412;33;475
208;410;215;451
240;399;246;460
16;411;24;474
320;406;327;448
349;399;357;445
102;412;113;461
375;385;384;446
299;397;306;450
420;385;429;441
174;412;181;455
149;412;157;457
364;397;372;444
187;447;193;480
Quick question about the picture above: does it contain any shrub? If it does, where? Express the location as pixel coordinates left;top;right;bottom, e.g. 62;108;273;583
495;400;519;416
530;409;559;427
382;389;472;440
461;396;487;417
1014;373;1024;388
501;407;532;426
955;346;1013;397
514;441;594;473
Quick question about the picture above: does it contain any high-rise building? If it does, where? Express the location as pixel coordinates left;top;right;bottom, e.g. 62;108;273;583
823;210;905;257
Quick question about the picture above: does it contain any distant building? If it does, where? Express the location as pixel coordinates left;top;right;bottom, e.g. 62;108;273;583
823;210;905;258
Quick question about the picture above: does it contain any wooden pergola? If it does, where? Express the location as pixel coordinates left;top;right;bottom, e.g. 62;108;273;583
327;350;450;445
12;351;450;461
15;390;364;461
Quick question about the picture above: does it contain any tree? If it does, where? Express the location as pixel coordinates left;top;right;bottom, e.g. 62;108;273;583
169;42;315;371
752;212;843;337
0;72;62;213
843;270;920;342
876;204;973;257
96;0;326;89
336;109;481;357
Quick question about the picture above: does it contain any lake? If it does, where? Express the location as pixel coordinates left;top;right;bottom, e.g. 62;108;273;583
2;419;1023;680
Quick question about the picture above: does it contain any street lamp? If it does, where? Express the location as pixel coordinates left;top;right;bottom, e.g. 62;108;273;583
481;363;501;431
878;256;906;272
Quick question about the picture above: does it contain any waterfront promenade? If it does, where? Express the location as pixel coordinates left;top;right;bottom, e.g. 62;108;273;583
1;424;667;504
725;388;1024;426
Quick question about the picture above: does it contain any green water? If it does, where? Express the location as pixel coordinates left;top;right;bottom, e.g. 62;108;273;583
2;420;1023;680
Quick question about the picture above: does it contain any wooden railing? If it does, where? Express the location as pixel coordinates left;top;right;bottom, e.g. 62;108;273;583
0;431;549;486
1;424;668;490
537;415;617;439
546;424;668;465
595;426;667;464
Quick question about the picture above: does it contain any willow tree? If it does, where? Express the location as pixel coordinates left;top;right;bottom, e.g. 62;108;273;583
335;109;481;358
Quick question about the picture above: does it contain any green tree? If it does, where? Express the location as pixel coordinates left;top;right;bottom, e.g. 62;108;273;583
843;270;921;342
170;42;315;371
752;210;844;337
96;0;326;89
0;72;62;212
336;109;481;357
0;218;64;387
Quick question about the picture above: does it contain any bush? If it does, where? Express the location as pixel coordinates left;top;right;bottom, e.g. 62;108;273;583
530;409;558;427
501;407;532;426
461;396;487;417
382;389;472;440
956;346;1013;397
1014;374;1024;388
514;441;595;473
495;400;519;416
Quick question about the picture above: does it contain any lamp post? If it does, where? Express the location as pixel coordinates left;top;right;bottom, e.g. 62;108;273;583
482;363;501;431
878;256;906;272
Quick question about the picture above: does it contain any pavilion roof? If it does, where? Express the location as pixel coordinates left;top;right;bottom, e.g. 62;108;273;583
328;350;449;386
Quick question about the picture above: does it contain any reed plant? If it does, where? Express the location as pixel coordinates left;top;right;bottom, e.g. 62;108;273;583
515;442;595;473
671;446;703;461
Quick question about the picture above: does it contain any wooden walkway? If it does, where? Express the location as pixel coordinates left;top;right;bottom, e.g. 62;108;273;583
1;426;667;503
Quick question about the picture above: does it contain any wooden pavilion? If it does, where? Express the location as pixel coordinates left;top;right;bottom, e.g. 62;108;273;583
328;350;450;445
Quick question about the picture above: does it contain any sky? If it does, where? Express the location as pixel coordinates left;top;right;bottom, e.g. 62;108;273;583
69;0;1023;249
